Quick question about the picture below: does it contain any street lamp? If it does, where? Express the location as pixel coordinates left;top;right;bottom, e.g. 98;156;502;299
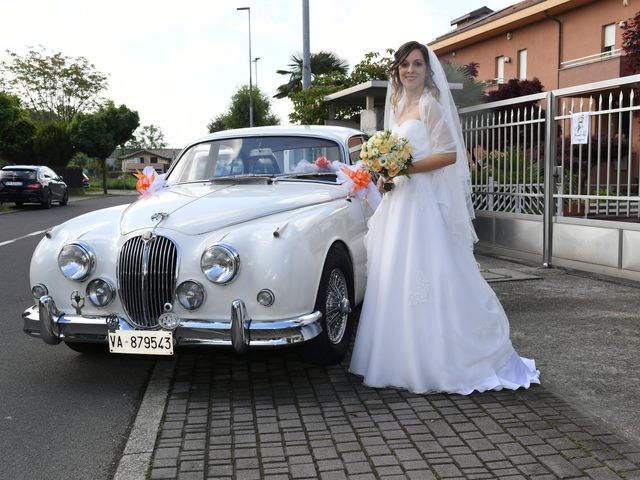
253;57;260;88
237;6;254;127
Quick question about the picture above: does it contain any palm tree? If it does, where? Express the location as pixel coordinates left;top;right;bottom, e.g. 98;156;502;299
274;51;349;99
442;61;486;108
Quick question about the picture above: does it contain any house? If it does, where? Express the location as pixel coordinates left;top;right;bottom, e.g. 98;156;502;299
119;149;182;174
429;0;637;90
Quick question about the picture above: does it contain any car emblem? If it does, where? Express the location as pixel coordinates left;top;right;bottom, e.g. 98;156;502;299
141;230;154;242
151;212;169;222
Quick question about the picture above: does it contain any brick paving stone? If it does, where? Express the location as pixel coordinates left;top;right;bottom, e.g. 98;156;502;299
177;472;205;480
477;449;507;462
432;462;464;477
406;470;437;480
374;465;404;476
319;470;348;480
150;467;179;479
538;454;584;478
584;466;625;479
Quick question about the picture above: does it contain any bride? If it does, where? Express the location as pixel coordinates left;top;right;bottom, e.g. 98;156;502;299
349;41;540;395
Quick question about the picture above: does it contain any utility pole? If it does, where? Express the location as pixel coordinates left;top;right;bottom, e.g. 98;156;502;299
302;0;311;90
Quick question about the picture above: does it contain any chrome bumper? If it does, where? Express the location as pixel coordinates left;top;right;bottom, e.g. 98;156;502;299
23;296;323;354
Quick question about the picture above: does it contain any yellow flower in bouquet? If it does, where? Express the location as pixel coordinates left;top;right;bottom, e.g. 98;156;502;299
360;130;413;191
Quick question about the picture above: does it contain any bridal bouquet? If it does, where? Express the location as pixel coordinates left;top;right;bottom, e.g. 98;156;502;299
360;130;413;191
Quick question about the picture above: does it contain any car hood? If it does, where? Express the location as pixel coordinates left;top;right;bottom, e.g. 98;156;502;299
119;182;345;236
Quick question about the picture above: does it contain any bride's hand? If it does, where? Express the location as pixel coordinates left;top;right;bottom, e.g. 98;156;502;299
377;176;386;193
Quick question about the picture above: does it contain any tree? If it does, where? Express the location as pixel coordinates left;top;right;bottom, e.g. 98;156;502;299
209;85;279;131
0;91;36;164
274;51;349;99
0;46;108;122
484;78;544;106
349;50;394;84
125;124;168;149
70;102;139;193
287;50;392;125
288;72;353;125
442;62;485;108
622;10;640;75
33;122;74;167
206;116;224;134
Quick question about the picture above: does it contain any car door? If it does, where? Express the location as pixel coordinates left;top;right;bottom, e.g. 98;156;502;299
43;168;63;200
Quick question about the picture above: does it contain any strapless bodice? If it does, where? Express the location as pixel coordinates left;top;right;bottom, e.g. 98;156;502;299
392;119;431;161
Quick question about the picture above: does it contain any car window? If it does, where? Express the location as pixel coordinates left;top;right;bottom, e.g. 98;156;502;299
168;136;344;183
0;169;37;180
348;135;365;164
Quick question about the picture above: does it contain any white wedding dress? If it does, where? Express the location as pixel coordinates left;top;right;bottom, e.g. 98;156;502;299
349;118;540;395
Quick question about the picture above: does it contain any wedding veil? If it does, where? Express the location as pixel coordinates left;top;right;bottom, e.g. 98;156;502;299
384;45;478;249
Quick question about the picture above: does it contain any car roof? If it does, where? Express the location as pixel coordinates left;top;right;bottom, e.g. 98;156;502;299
187;125;365;148
1;165;43;170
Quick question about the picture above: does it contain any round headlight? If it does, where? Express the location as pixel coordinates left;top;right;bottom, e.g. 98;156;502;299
201;244;239;284
86;278;115;307
176;281;205;310
58;242;95;281
31;284;48;300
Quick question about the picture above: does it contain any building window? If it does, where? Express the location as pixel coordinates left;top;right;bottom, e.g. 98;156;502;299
150;157;158;164
496;56;505;84
603;23;616;54
518;49;527;80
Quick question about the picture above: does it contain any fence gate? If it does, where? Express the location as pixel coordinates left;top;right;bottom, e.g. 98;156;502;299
460;74;640;281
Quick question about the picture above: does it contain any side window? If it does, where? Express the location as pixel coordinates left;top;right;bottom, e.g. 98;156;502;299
603;23;616;54
348;135;365;164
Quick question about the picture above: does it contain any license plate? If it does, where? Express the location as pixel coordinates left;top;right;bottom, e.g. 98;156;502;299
5;181;22;186
108;330;173;355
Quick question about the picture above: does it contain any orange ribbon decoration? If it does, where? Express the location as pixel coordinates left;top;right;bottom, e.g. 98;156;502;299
134;169;156;195
341;166;371;192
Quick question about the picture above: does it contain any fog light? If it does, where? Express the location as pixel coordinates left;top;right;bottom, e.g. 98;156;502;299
31;284;48;300
257;289;275;307
86;278;115;307
176;280;205;310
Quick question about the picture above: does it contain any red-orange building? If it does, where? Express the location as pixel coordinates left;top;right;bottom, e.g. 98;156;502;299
430;0;637;90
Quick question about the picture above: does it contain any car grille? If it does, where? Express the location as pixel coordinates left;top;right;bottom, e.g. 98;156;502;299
118;234;178;328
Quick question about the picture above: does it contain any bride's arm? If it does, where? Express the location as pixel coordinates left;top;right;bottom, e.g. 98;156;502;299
407;152;456;174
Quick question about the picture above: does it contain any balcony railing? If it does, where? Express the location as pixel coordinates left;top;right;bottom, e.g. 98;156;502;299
561;49;623;69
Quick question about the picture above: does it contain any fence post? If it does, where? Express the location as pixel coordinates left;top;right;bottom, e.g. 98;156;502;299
542;91;557;267
488;176;494;211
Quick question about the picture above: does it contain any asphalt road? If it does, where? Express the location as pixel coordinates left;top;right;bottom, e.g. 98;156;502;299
0;196;156;480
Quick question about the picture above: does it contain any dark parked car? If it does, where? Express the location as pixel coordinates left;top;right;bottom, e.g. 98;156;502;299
0;165;69;208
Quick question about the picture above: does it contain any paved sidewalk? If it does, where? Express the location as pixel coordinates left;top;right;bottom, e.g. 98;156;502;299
142;254;640;480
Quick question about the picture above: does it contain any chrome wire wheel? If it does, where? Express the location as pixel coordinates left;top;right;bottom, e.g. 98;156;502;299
325;268;349;344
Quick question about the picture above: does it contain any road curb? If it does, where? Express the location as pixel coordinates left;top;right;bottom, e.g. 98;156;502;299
113;358;176;480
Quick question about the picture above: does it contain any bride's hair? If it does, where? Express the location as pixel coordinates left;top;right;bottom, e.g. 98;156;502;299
388;41;440;110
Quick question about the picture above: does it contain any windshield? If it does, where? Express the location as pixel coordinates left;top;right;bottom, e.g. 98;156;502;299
0;169;37;180
167;136;344;183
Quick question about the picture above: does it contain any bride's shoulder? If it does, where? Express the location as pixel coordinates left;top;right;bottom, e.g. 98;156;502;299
419;92;445;119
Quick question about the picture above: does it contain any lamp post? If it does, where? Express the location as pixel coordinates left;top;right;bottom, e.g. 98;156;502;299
237;6;253;127
253;57;260;88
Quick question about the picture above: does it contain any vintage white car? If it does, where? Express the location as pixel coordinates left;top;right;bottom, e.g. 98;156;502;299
23;126;373;364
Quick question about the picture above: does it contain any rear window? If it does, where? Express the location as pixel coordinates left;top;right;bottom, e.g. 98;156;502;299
0;169;37;180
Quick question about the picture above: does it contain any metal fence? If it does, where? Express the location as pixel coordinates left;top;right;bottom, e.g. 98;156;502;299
459;74;640;265
462;76;640;218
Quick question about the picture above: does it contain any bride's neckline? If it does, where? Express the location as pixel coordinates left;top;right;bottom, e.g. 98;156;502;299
394;118;421;128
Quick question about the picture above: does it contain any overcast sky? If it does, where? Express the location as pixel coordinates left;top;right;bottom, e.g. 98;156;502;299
2;0;515;147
